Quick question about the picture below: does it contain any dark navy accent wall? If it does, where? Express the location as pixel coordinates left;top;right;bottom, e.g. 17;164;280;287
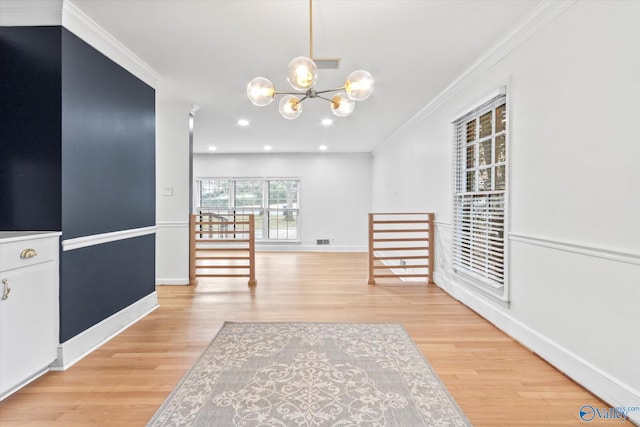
0;26;62;231
59;29;155;341
60;235;155;340
62;29;155;239
0;26;156;344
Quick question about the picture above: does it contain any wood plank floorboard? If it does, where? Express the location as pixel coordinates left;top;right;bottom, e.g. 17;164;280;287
0;252;630;426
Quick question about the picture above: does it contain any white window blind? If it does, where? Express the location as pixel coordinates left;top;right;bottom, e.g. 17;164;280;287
452;94;507;299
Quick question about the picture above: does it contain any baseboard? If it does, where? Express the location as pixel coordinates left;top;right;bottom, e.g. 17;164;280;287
156;278;190;286
49;292;159;371
433;271;640;425
0;366;49;401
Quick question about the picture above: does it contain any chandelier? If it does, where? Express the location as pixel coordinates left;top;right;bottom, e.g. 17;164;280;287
246;0;374;120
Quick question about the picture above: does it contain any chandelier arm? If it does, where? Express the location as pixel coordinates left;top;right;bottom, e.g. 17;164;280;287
274;91;306;96
315;95;335;103
314;87;345;95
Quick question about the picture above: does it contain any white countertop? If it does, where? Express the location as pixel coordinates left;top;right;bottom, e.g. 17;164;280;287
0;231;62;243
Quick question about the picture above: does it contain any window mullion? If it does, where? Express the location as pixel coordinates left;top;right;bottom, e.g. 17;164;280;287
229;179;235;211
263;180;269;239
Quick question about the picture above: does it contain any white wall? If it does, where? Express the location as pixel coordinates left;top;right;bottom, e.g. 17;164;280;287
193;153;372;251
372;1;640;422
155;90;192;285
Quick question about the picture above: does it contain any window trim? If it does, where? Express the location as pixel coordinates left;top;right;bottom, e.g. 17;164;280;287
451;87;510;306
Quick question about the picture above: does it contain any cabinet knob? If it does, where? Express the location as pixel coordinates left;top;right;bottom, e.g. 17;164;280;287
1;278;10;300
20;248;38;259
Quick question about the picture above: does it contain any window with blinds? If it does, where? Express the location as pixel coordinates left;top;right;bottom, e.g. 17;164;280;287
452;93;508;300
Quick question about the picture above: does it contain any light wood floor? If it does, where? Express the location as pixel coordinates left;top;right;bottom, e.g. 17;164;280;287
0;252;630;426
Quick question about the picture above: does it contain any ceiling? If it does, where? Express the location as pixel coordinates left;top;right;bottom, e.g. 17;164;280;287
68;0;541;154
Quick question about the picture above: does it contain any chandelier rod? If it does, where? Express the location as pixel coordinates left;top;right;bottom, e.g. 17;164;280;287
309;0;313;59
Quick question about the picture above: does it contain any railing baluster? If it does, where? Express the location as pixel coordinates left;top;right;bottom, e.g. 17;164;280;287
368;212;434;285
368;213;375;285
189;212;256;287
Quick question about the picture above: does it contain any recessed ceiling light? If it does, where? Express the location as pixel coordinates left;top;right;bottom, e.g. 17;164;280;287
319;145;328;151
237;119;250;126
208;146;217;151
264;145;272;151
321;119;333;126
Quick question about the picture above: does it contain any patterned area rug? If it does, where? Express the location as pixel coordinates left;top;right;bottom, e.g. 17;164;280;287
147;322;472;426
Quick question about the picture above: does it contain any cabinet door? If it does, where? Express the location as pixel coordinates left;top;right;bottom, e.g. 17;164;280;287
0;261;58;395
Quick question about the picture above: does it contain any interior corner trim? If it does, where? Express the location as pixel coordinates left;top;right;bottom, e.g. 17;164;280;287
61;226;157;251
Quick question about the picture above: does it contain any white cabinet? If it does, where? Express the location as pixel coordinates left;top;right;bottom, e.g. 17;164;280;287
0;231;61;400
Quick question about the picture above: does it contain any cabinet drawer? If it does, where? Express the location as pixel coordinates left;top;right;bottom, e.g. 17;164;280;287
0;236;59;272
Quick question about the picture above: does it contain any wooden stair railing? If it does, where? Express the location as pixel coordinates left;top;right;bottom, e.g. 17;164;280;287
368;212;434;285
189;213;256;286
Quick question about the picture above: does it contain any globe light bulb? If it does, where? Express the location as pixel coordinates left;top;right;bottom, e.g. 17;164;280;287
345;70;374;101
247;77;275;106
279;95;303;120
286;56;318;91
331;92;355;117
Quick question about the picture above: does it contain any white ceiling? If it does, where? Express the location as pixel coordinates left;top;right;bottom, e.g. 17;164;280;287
68;0;541;154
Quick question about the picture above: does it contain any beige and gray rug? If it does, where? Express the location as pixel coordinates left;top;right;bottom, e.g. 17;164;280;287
147;322;471;426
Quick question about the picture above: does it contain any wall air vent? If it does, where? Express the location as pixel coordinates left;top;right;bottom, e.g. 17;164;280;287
316;239;331;245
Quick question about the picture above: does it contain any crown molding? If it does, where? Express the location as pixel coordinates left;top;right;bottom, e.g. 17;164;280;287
0;0;63;26
380;0;577;148
0;0;160;87
62;0;160;88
